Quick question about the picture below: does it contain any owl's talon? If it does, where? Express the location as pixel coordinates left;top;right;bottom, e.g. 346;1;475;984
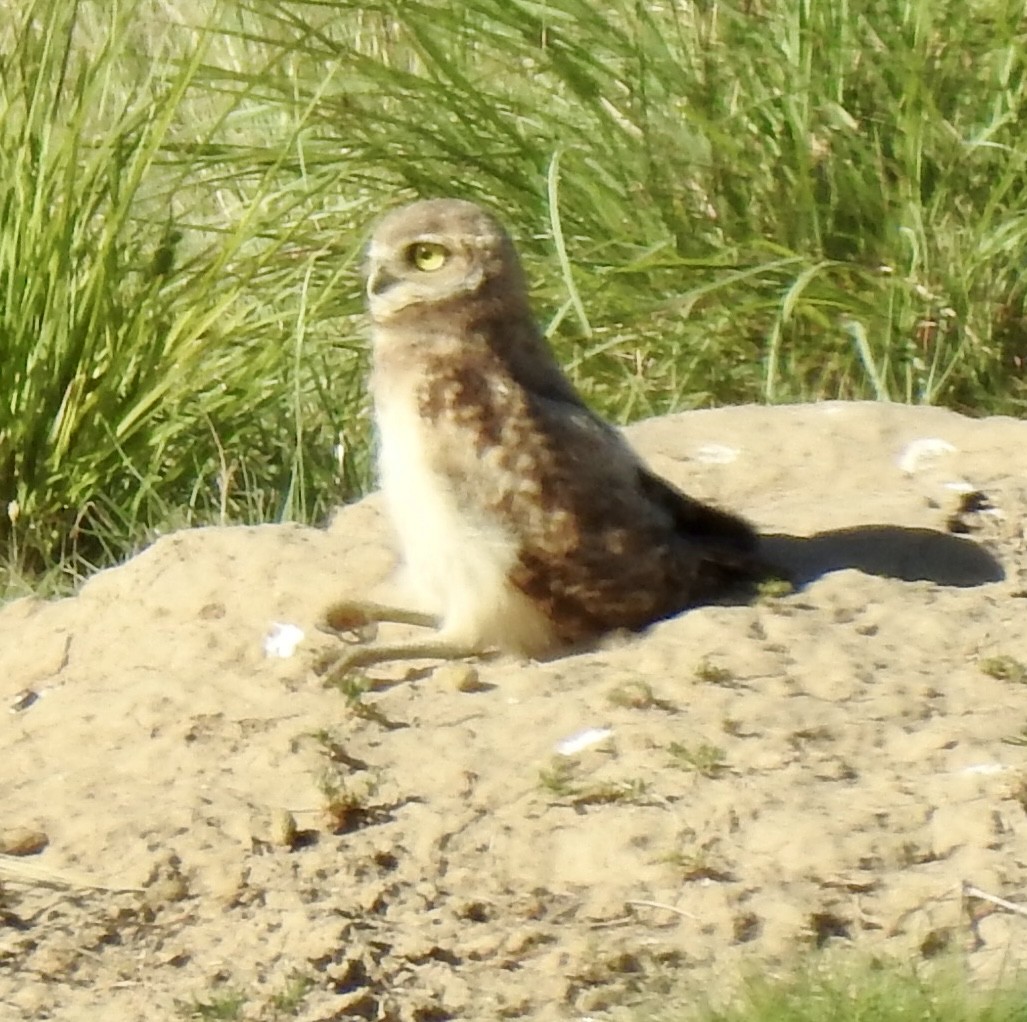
321;620;379;644
312;649;339;677
322;601;380;637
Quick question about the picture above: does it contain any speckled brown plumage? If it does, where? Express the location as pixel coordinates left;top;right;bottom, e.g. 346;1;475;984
334;197;766;667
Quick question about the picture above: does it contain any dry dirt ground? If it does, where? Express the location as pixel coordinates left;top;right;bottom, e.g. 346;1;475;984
2;401;1027;1022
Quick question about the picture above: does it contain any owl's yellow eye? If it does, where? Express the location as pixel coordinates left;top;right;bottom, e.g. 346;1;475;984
408;242;449;272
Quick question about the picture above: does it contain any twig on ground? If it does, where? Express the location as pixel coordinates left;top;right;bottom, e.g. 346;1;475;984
627;899;698;921
0;854;142;894
962;881;1027;920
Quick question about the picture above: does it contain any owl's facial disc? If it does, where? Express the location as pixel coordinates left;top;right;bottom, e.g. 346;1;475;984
366;230;486;321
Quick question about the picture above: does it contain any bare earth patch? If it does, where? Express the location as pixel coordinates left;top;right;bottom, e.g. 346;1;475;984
2;401;1027;1021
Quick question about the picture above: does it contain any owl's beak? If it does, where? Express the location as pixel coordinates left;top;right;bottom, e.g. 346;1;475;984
367;266;399;298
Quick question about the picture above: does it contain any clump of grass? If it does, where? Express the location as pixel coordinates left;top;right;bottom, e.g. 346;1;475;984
650;960;1027;1022
538;758;579;799
757;577;795;602
318;768;381;834
326;674;398;728
538;758;648;806
667;741;729;779
694;657;735;686
270;972;315;1016
306;726;368;769
176;990;246;1021
980;655;1027;685
0;0;369;587
221;0;1027;416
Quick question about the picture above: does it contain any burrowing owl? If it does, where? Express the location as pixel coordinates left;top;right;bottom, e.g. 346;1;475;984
321;198;766;679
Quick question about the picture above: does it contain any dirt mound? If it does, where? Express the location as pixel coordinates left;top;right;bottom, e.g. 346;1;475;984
2;402;1027;1020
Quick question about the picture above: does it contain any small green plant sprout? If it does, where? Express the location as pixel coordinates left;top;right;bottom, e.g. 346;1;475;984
538;758;648;806
330;672;369;708
659;959;1027;1021
757;576;795;601
980;655;1027;684
176;989;246;1021
538;758;580;799
318;769;381;834
270;972;315;1016
309;727;343;757
583;777;648;806
306;728;369;770
329;675;396;728
667;741;729;779
694;656;735;686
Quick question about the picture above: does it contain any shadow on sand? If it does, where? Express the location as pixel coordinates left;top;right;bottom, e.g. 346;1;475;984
762;525;1004;590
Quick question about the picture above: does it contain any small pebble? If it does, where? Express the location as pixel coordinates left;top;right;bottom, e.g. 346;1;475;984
142;855;189;908
0;826;49;856
434;662;486;692
250;808;299;849
270;808;299;847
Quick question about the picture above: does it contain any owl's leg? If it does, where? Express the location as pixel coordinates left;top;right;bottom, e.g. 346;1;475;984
317;635;487;689
316;599;486;686
321;599;440;638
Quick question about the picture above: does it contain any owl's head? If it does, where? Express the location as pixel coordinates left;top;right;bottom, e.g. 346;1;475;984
365;199;528;323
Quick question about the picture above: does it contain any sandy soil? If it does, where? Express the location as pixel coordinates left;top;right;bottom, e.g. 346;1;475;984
2;400;1027;1021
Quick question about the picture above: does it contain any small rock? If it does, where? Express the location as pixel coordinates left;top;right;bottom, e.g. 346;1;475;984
207;864;249;906
145;874;189;908
8;688;39;713
439;973;471;1013
463;932;503;960
31;946;78;979
0;827;49;856
434;661;487;692
503;926;549;956
5;981;51;1016
250;808;299;849
142;854;189;909
576;983;624;1013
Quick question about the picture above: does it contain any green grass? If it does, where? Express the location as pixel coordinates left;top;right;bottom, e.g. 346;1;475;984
2;0;1026;588
980;655;1027;684
634;960;1027;1022
176;988;246;1021
0;0;370;588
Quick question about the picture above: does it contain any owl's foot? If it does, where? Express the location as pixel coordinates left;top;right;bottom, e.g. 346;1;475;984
316;600;484;687
320;599;440;642
316;636;487;690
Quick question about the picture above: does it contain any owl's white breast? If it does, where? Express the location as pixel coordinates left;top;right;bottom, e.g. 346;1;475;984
372;375;556;655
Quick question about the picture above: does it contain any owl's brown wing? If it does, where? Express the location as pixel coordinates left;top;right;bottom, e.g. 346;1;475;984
635;466;760;566
504;396;771;643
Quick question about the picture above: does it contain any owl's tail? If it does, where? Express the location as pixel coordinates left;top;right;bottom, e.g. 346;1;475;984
638;467;790;596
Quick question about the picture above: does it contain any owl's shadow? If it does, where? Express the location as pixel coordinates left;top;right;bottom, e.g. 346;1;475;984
761;525;1004;590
